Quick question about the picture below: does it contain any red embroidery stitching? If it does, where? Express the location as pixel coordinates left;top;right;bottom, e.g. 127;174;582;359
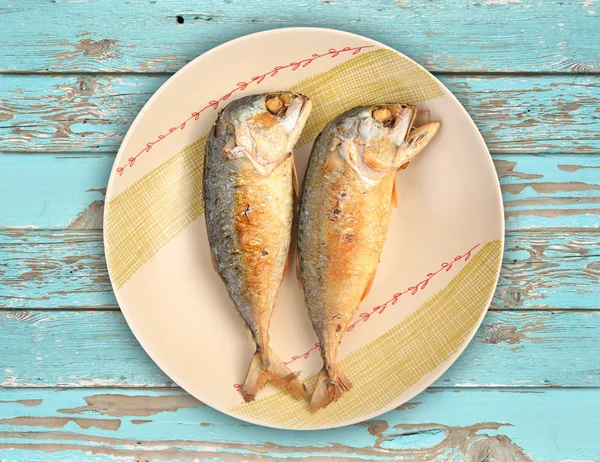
232;243;480;390
115;45;373;177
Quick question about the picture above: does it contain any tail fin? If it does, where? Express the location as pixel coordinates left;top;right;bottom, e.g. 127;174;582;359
309;366;352;412
239;348;309;403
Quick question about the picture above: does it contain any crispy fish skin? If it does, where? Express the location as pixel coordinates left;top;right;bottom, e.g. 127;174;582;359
203;92;312;402
297;104;440;411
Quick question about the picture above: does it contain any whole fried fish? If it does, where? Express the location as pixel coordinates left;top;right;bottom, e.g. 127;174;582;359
297;104;440;411
204;92;312;402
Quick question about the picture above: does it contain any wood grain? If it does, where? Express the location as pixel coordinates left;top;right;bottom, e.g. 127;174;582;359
497;231;600;311
0;231;112;309
1;230;598;311
0;309;598;388
0;387;598;460
1;75;598;153
1;1;599;457
0;0;598;73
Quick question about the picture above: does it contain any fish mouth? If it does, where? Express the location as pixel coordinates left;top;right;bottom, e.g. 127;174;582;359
370;104;417;129
336;104;418;186
264;92;312;134
264;92;309;115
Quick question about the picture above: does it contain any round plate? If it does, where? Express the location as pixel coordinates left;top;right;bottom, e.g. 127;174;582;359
104;28;504;430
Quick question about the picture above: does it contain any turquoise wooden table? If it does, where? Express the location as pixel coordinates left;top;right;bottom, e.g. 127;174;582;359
1;1;599;460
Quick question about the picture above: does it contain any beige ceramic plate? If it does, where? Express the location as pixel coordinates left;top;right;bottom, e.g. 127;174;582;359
104;28;504;430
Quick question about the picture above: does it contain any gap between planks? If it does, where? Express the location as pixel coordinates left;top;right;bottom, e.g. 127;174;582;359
0;71;599;77
2;307;599;312
4;151;600;157
2;227;599;233
0;386;597;390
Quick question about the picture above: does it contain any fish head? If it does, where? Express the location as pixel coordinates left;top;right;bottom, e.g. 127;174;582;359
221;92;312;174
334;104;417;184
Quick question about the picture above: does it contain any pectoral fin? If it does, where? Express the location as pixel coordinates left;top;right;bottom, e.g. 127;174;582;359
392;176;399;208
292;157;300;199
283;247;291;277
361;269;378;302
322;152;342;174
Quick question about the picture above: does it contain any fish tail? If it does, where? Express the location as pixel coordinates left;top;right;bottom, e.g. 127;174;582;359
239;348;309;403
309;366;352;412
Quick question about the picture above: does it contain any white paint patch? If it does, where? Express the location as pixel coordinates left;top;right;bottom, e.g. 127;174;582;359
76;377;122;387
5;225;39;230
483;0;522;4
2;374;19;386
581;0;596;14
84;451;136;461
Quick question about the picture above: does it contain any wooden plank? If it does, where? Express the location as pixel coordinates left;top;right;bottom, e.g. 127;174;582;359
1;153;598;230
455;76;600;155
1;75;598;154
1;230;598;311
0;0;598;73
0;309;598;388
0;154;111;230
494;154;600;229
0;75;162;154
0;387;598;460
497;231;600;311
0;231;113;310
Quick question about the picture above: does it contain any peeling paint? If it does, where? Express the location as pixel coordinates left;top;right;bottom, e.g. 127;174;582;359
395;401;421;411
67;200;104;229
502;182;600;195
57;393;202;417
507;208;599;219
76;39;119;58
381;421;533;460
494;160;544;180
0;420;534;460
482;0;522;4
557;164;600;172
0;416;121;431
482;323;527;345
0;399;42;407
87;188;107;196
54;38;120;66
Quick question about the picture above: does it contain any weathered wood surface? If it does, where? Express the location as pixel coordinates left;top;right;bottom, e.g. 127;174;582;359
1;0;599;458
1;309;598;388
1;153;598;230
1;0;598;74
1;75;598;154
0;387;598;461
1;230;599;311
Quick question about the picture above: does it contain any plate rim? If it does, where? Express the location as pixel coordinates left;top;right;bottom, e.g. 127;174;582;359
103;26;505;430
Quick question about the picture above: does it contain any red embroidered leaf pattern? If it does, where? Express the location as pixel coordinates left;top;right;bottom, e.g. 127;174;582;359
274;243;481;369
115;45;372;177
